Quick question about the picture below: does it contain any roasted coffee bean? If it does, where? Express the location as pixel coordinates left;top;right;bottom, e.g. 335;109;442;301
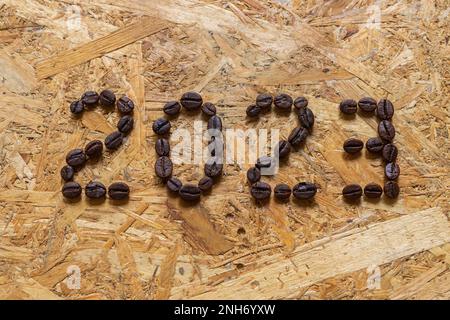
207;115;222;131
385;162;400;180
342;184;362;200
180;91;202;111
256;93;273;109
167;177;182;193
358;97;377;112
366;137;384;153
105;131;124;150
298;107;314;130
155;138;170;156
62;181;82;199
343;138;364;154
85;140;103;158
204;159;223;177
384;181;400;198
377;99;394;120
382;143;398;162
60;165;74;181
117;96;134;114
117;115;134;134
277;140;291;158
364;183;383;198
163;101;181;116
155;156;173;179
201;102;216;116
198;176;214;192
246;104;261;117
70;100;84;114
339;99;357;114
99;89;116;108
85;181;106;199
288;126;308;147
152;118;171;135
108;182;130;200
246;167;261;184
274;184;291;200
255;155;272;169
81;91;99;107
179;184;201;201
250;181;271;200
378;120;395;141
66;149;86;167
294;96;308;110
274;93;293;110
293;182;317;200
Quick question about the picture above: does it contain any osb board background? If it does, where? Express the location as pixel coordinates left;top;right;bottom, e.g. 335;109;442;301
0;0;449;300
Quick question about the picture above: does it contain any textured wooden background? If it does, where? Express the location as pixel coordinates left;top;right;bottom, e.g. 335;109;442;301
0;0;449;299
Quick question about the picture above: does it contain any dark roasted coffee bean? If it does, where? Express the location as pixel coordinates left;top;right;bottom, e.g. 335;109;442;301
274;184;291;200
274;93;293;110
105;131;124;150
256;93;273;109
117;115;134;134
364;183;383;198
204;159;223;177
377;99;394;120
198;176;214;192
246;104;261;117
276;140;291;158
385;162;400;180
99;89;116;108
66;148;86;167
155;156;173;179
81;91;99;107
382;143;398;162
250;181;271;200
163;101;181;116
85;140;103;158
85;181;106;199
180;91;202;111
246;167;261;184
293;182;317;200
60;165;75;181
298;107;314;130
167;177;182;193
342;184;362;200
255;155;272;169
62;181;82;199
152;118;171;135
288;126;308;147
378;120;395;141
207;115;222;131
339;99;357;114
201;102;216;116
366;137;384;153
117;96;134;114
358;97;377;112
343;138;364;154
384;181;400;198
294;96;308;110
179;184;201;201
155;138;170;156
108;182;130;200
70;100;84;114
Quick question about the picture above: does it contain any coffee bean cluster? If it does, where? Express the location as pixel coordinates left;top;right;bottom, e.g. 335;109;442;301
246;93;317;201
61;90;132;201
340;97;400;200
153;91;224;202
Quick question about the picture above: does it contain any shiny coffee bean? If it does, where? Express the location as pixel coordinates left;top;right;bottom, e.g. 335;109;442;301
85;181;107;199
377;99;394;120
85;140;103;158
274;184;291;200
201;102;216;116
358;97;377;112
155;138;170;156
366;137;384;153
81;91;99;107
298;107;314;130
343;138;364;154
384;181;400;198
364;183;383;198
207;115;222;131
179;184;201;201
66;148;86;167
246;167;261;184
274;93;293;110
198;176;214;192
62;181;82;199
108;182;130;200
99;89;116;108
339;99;357;114
385;162;400;180
250;181;271;200
152;118;171;135
60;165;74;181
277;140;291;158
105;131;124;150
288;126;308;147
163;101;181;116
70;100;84;114
255;156;272;169
167;177;182;193
342;184;362;200
155;156;173;179
117;96;134;114
382;143;398;162
378;120;395;141
256;93;273;109
294;96;308;110
204;159;223;177
117;115;134;134
293;182;317;200
180;91;202;111
246;104;261;117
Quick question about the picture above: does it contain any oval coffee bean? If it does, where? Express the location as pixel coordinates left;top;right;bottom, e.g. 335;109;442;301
384;181;400;198
85;181;107;199
66;148;86;167
204;160;223;178
105;131;124;150
250;181;271;200
179;184;201;201
339;99;357;114
288;126;308;147
117;115;134;134
85;140;103;158
198;176;214;192
180;91;202;111
366;137;384;153
246;104;261;117
167;177;182;193
274;93;293;110
274;184;291;200
255;155;272;169
358;97;377;112
256;93;273;109
378;120;395;141
81;91;99;107
108;182;130;200
60;165;74;181
364;183;383;198
385;162;400;180
155;156;173;179
207;115;222;131
152;118;171;135
117;96;134;114
246;167;261;184
293;182;317;200
99;89;116;108
201;102;216;116
343;138;364;154
377;99;394;120
155;138;170;156
277;140;291;158
294;96;308;110
382;143;398;162
163;101;181;116
62;181;82;199
70;100;84;114
298;107;314;130
342;184;362;200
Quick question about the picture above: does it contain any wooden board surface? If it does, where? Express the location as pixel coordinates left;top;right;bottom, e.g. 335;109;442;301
0;0;449;300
